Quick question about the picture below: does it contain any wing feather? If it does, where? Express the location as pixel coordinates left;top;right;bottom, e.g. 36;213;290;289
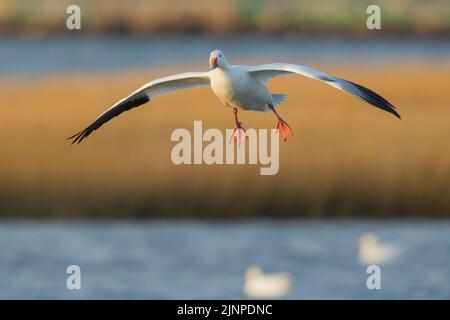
68;72;210;144
247;63;400;119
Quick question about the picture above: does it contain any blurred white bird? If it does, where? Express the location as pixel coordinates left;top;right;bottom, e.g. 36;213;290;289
358;233;397;265
243;265;293;298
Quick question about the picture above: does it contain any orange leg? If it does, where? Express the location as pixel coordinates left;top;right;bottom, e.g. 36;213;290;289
268;103;293;141
229;108;247;144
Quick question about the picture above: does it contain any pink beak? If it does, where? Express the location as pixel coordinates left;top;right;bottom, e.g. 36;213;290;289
209;57;217;69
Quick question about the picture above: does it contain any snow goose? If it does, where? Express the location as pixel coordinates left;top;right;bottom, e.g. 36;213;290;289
243;265;293;298
358;233;398;265
69;49;399;144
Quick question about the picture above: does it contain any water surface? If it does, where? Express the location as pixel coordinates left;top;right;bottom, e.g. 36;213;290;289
1;36;448;77
0;219;449;299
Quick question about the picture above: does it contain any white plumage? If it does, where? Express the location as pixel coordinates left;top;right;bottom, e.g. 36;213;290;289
243;266;293;298
358;233;398;265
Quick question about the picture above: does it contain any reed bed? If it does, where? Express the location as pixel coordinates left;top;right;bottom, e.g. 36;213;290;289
0;63;449;218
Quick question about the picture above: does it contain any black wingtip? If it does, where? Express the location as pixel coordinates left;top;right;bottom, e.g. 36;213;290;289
383;102;401;120
385;104;401;120
67;129;90;145
393;109;401;120
67;132;80;144
346;80;401;120
67;132;80;145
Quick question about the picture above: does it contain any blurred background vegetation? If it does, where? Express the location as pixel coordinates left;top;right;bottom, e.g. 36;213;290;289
0;0;449;36
0;0;449;219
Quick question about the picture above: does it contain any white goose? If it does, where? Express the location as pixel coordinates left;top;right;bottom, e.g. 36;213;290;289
358;233;398;265
69;49;400;144
243;265;293;298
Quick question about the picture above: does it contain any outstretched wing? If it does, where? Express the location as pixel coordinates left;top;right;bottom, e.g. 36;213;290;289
247;63;400;119
68;71;210;144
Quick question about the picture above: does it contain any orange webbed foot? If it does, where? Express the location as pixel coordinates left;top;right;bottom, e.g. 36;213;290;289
276;120;293;141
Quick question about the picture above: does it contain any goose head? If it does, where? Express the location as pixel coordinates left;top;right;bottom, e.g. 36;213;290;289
209;49;228;69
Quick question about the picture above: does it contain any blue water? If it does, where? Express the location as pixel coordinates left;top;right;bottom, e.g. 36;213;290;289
1;36;449;77
0;219;449;299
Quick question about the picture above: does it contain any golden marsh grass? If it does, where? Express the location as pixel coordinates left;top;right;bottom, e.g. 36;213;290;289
1;64;449;218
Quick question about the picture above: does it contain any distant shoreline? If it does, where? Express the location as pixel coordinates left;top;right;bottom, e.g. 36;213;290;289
1;0;448;38
2;30;450;39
